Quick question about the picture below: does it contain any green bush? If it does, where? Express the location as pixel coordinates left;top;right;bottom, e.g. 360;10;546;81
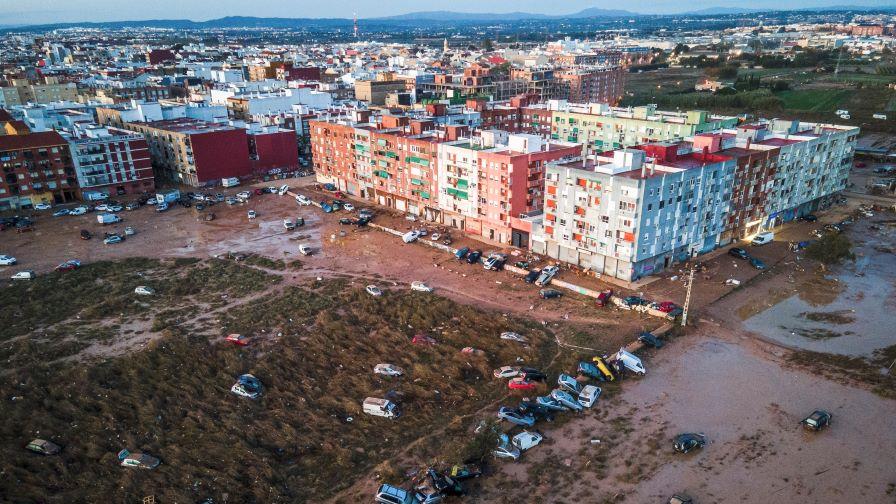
806;232;855;265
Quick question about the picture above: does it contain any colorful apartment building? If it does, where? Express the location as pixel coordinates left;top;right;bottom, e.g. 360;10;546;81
551;104;739;156
555;66;626;105
0;129;77;210
66;124;155;199
533;120;859;281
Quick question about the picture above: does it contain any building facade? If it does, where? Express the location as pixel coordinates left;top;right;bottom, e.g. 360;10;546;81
0;130;77;210
66;125;155;198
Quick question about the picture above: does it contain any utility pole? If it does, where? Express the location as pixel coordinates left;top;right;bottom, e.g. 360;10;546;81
681;266;695;327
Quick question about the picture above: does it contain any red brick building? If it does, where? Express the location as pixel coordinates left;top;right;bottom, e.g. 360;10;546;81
249;127;300;176
0;130;77;210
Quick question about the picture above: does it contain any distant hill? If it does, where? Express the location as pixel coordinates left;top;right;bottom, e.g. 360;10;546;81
374;8;638;21
682;7;761;15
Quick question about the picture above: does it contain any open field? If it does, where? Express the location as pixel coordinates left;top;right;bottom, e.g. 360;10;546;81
1;175;895;503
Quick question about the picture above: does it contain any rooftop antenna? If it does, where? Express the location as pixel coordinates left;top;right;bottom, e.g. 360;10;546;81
353;12;359;39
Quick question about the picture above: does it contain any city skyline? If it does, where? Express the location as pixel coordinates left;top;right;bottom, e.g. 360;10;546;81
3;0;896;26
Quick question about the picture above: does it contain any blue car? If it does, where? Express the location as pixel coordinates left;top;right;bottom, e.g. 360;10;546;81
750;257;766;270
577;361;604;380
323;183;337;191
497;406;536;427
320;202;333;213
455;247;470;260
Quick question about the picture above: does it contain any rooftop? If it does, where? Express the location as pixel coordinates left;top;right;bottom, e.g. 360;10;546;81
141;118;238;135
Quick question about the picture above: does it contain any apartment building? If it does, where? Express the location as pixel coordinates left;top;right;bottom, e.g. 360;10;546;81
0;78;78;107
0;129;77;210
533;120;859;281
66;124;155;198
354;78;412;106
114;118;251;187
551;103;738;156
555;66;626;105
437;131;580;245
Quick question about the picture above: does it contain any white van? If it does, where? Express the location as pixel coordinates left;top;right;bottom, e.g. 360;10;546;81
615;349;646;376
873;113;888;120
363;397;400;418
222;177;240;188
512;431;543;451
751;232;774;246
578;385;602;407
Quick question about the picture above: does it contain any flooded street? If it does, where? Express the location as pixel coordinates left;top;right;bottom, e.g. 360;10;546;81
743;218;896;357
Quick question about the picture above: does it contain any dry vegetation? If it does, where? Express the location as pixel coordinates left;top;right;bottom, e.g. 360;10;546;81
0;259;559;503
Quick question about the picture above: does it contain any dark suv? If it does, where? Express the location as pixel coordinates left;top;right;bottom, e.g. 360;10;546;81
728;247;749;260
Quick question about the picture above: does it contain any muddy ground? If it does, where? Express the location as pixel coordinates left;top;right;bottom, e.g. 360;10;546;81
1;177;895;503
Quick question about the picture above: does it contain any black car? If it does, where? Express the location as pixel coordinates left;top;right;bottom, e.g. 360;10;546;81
799;214;818;222
80;229;92;240
728;247;750;260
519;367;547;381
539;289;562;299
195;203;205;211
524;269;541;283
339;217;353;225
356;216;370;227
638;332;664;348
801;410;832;431
673;433;707;454
517;401;554;421
466;250;482;264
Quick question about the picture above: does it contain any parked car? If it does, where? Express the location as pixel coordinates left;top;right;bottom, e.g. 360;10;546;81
410;281;433;292
539;289;561;299
295;194;311;205
500;331;527;343
557;374;583;395
284;219;296;230
448;463;482;481
226;197;239;206
80;229;92;240
799;214;818;222
366;285;383;297
751;232;774;246
104;234;123;245
801;410;832;431
156;202;168;212
124;226;135;236
236;191;251;200
52;208;70;217
550;389;583;411
591;356;615;381
374;363;405;377
614;349;646;375
34;203;52;210
70;206;88;215
454;247;470;260
494;434;521;460
299;244;313;256
578;385;602;408
638;332;664;348
519;367;547;381
493;366;521;379
343;203;355;212
26;439;61;455
750;257;767;270
534;266;559;287
231;374;262;399
134;286;155;296
497;407;535;427
374;483;414;504
536;395;568;411
512;431;543;451
402;230;421;243
278;184;290;196
0;255;16;266
247;210;257;219
595;289;613;306
622;296;646;307
11;270;35;280
224;333;249;346
466;250;482;264
673;433;707;454
54;259;81;272
669;495;694;504
117;449;160;469
483;253;507;271
508;377;537;391
577;361;604;380
524;269;541;283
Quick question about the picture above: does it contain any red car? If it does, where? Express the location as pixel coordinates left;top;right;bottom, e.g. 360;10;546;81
508;377;537;391
334;191;345;199
596;289;613;307
54;260;81;272
225;334;249;346
412;334;437;345
655;301;679;313
254;188;264;196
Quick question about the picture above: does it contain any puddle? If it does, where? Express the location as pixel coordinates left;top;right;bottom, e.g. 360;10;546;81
744;222;896;357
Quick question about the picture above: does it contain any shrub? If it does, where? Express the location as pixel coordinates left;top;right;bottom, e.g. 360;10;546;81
806;232;855;265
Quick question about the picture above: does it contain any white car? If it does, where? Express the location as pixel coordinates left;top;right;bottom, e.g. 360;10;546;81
402;230;421;243
366;285;383;297
298;244;312;256
69;206;88;215
493;366;521;379
95;203;109;211
295;194;311;205
374;363;404;377
500;331;527;343
236;191;251;200
494;434;521;460
0;255;16;266
278;185;290;196
578;385;602;408
34;203;52;210
512;431;543;451
410;281;433;292
134;286;155;296
284;219;295;230
343;203;355;212
247;210;257;219
11;270;35;280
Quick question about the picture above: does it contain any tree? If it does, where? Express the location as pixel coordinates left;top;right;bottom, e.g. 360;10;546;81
806;232;855;265
482;38;494;52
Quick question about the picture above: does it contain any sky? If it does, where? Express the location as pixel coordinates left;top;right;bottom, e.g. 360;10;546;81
1;0;893;26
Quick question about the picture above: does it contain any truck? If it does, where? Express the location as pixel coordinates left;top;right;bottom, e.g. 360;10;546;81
363;397;400;418
156;189;181;205
97;213;122;225
222;177;240;188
